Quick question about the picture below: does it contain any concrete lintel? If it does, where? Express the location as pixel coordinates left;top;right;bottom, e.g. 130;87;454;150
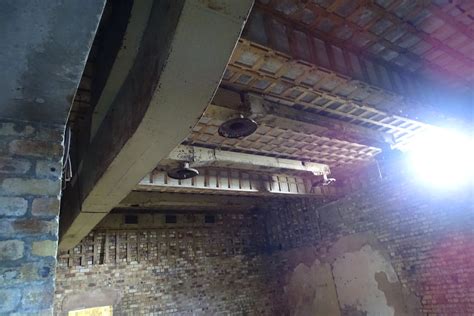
59;0;254;250
169;145;331;175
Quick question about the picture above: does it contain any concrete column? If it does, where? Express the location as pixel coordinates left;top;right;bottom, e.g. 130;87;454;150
0;1;104;314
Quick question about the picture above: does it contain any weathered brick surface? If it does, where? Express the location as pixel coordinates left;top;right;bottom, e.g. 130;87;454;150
55;212;275;315
0;118;63;315
0;157;31;174
35;160;62;179
0;122;35;137
21;284;55;310
261;172;474;315
32;240;58;257
2;178;60;196
53;168;473;314
0;197;28;216
32;198;60;217
9;139;62;158
0;218;58;236
0;260;56;287
0;288;22;313
0;240;25;261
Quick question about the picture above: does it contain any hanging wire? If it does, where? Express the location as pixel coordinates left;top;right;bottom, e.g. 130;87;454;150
62;126;73;189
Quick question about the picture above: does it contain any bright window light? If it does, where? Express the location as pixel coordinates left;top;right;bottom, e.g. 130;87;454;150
405;127;474;189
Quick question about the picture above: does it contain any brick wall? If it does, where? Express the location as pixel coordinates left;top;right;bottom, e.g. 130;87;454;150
0;119;64;315
54;211;276;315
54;171;474;315
262;172;474;314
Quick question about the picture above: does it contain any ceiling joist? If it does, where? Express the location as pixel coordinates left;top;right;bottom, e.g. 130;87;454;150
167;145;331;176
210;88;394;149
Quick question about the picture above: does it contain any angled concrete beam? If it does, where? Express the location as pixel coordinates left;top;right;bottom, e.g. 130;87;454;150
169;145;330;176
59;0;254;250
209;89;393;149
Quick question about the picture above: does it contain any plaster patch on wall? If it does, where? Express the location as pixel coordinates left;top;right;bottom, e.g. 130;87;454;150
332;244;397;316
375;272;422;316
279;233;421;316
286;259;340;316
326;232;388;263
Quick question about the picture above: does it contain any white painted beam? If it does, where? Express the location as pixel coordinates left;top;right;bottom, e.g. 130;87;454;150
138;169;339;197
169;145;331;176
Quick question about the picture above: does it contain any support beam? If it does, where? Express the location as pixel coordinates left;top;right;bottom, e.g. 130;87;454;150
118;191;262;211
89;0;154;139
169;145;330;176
210;89;393;149
138;169;338;197
59;0;254;250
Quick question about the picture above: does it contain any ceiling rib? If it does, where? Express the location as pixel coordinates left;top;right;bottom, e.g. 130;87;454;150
252;1;473;88
310;1;474;76
224;39;429;149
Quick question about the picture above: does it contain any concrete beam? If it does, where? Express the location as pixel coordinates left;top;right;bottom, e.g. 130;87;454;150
0;1;105;124
210;89;393;149
138;168;339;197
89;0;154;140
118;191;262;211
59;0;254;250
169;145;330;176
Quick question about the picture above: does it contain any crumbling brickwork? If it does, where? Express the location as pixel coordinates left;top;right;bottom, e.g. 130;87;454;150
0;119;64;315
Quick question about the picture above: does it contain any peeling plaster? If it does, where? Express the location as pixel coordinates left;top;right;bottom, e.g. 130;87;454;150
375;272;421;316
286;259;340;316
282;233;421;316
332;244;397;316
